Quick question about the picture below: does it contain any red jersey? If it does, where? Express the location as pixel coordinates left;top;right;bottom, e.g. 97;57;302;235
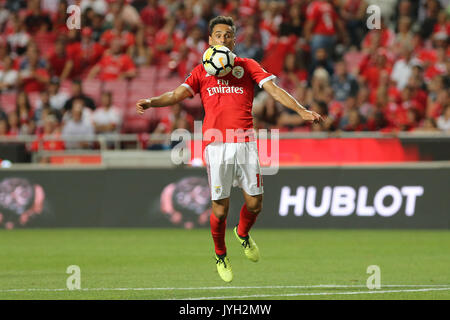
182;57;275;144
306;0;339;36
97;53;136;81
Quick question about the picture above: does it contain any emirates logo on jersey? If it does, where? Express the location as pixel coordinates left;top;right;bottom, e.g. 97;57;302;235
206;79;244;96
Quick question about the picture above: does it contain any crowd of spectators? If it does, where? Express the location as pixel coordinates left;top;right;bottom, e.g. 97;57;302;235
0;0;449;154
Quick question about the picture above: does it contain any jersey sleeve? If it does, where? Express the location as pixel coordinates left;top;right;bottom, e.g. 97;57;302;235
181;65;202;97
246;59;276;88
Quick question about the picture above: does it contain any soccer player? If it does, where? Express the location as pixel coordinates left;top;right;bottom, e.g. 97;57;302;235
136;16;322;282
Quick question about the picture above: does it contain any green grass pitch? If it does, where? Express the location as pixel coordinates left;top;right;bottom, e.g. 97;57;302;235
0;228;449;300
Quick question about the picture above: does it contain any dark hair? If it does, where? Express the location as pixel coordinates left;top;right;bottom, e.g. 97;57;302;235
209;16;236;35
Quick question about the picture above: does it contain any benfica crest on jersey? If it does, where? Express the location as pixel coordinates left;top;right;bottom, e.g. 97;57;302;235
232;66;244;79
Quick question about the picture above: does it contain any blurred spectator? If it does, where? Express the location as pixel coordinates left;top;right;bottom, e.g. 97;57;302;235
427;80;448;119
330;59;359;102
276;86;308;130
278;2;303;38
341;0;367;48
355;84;374;119
15;91;35;134
308;67;331;103
87;39;137;81
0;118;9;136
414;117;439;132
92;91;122;134
424;46;448;81
391;43;416;90
359;48;392;91
361;17;395;52
175;25;208;77
308;47;334;80
341;108;366;131
100;17;135;50
6;13;30;57
23;0;53;34
235;24;263;61
34;90;58;134
252;91;281;129
18;45;49;93
63;80;96;112
90;13;107;42
114;0;142;29
278;52;308;95
47;38;69;79
47;77;70;111
156;102;193;134
436;104;450;132
0;56;18;92
128;26;152;67
261;33;297;76
392;16;414;57
419;0;441;39
304;0;348;61
0;43;11;70
66;27;105;79
52;0;70;35
7;111;21;135
152;17;184;66
31;113;65;160
140;0;167;30
62;98;95;149
0;0;446;138
310;100;333;132
81;0;108;16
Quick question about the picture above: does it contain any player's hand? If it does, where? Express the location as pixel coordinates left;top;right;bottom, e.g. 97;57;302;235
298;109;323;123
136;99;152;115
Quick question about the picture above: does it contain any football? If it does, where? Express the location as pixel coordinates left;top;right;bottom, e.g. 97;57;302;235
202;45;234;77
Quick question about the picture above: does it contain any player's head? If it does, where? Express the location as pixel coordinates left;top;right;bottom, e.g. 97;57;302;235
209;16;236;52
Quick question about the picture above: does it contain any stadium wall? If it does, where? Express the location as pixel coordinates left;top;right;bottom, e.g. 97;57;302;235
0;164;448;229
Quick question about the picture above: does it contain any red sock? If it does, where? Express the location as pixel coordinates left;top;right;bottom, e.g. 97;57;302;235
210;213;227;256
237;204;258;238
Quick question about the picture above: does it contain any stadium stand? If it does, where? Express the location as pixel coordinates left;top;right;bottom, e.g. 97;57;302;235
0;0;448;154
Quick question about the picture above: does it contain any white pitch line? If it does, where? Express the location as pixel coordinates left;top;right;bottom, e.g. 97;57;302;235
0;284;449;293
179;287;450;300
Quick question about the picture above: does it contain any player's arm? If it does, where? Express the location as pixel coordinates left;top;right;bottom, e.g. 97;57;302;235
262;80;323;122
136;85;192;114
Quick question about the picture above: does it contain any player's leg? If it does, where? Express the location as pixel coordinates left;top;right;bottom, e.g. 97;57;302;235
233;190;261;262
205;142;235;282
237;191;263;238
211;197;233;282
210;197;229;257
233;141;263;262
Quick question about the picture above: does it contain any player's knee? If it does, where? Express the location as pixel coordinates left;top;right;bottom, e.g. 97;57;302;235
213;210;228;221
212;204;229;220
246;201;262;215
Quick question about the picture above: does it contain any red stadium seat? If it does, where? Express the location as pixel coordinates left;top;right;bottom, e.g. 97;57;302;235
28;92;41;110
155;76;183;95
103;80;130;110
122;116;151;133
0;92;17;114
136;66;158;83
82;79;103;105
344;50;365;75
60;80;73;94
